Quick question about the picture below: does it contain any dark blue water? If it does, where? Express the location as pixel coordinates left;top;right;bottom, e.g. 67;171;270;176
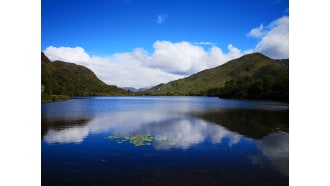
42;96;289;186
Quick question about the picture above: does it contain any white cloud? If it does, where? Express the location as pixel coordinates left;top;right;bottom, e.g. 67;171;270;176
44;41;242;88
44;46;90;65
248;16;289;59
148;41;209;75
155;14;167;24
193;41;216;45
148;41;242;75
247;24;265;38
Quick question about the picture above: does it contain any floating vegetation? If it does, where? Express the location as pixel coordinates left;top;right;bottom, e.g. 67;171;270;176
107;132;154;146
159;139;175;143
106;132;175;147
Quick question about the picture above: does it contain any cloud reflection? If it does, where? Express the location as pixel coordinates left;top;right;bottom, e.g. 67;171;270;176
43;111;288;178
44;127;89;144
43;111;169;144
256;132;289;176
43;111;242;149
145;118;242;150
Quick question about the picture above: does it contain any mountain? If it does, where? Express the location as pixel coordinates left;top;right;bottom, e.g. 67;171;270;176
144;53;288;101
122;86;154;92
41;52;129;97
276;59;289;66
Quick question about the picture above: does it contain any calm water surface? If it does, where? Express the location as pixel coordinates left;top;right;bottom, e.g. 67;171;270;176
42;96;289;186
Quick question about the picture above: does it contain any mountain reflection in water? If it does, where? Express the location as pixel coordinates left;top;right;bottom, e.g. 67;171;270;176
42;97;288;185
195;109;288;139
42;107;288;145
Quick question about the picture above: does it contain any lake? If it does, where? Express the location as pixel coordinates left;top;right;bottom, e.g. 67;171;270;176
41;96;289;186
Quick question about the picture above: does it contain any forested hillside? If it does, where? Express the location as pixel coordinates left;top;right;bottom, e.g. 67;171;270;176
41;52;130;99
144;53;288;102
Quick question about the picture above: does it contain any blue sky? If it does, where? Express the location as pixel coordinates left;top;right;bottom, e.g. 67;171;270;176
42;0;289;88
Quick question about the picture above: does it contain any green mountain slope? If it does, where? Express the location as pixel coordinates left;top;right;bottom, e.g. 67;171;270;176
41;52;129;97
144;53;288;101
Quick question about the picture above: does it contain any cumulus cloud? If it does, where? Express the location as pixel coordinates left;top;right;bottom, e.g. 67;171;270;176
149;41;242;75
44;41;242;88
248;16;289;59
44;46;90;65
247;24;265;38
148;41;208;75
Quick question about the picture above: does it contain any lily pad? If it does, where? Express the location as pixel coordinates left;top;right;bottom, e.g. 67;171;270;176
106;132;154;147
106;132;176;147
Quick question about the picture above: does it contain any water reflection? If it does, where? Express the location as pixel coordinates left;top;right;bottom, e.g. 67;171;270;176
44;126;89;144
42;110;289;176
41;117;90;138
256;132;289;176
134;117;242;150
42;97;289;185
42;111;243;148
195;109;289;139
42;108;288;145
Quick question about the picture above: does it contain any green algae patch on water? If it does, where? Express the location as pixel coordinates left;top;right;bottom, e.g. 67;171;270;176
159;139;175;143
106;132;176;147
106;132;154;147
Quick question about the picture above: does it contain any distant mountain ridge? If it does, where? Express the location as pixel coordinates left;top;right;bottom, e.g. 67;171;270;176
122;87;153;92
144;53;288;101
41;52;129;96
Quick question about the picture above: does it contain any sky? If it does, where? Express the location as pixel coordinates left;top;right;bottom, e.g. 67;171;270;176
42;0;289;88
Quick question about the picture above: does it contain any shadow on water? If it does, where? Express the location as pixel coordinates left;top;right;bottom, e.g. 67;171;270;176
194;109;288;139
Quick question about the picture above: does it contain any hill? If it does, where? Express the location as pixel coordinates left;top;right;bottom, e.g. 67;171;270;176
41;52;130;98
144;53;288;101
